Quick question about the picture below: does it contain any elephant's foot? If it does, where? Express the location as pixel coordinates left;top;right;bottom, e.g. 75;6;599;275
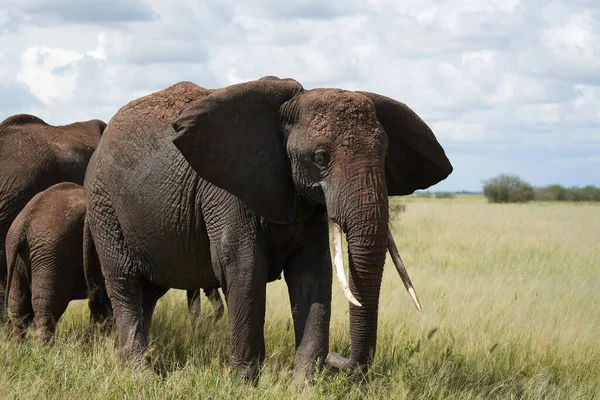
34;323;56;345
130;355;158;382
11;326;28;342
229;358;260;386
118;348;155;376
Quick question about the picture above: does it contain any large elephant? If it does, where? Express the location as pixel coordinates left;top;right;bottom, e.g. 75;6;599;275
84;77;452;380
5;183;112;342
0;114;105;321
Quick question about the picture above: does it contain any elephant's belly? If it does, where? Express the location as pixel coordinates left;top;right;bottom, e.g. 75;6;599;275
142;248;218;291
126;222;218;291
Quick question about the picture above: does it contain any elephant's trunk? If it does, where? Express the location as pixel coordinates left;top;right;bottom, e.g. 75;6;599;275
345;216;388;368
326;166;389;370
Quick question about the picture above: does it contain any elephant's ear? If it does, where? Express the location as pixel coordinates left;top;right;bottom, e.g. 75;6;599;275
358;92;453;195
172;78;303;224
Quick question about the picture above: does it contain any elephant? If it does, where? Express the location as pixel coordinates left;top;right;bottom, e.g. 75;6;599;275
84;76;452;380
0;114;105;322
4;182;112;342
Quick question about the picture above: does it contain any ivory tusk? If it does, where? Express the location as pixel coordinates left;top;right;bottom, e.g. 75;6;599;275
387;229;422;312
331;222;362;307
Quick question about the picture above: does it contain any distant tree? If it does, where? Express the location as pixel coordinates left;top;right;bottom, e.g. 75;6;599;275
565;185;600;202
534;184;567;201
435;192;455;199
483;174;534;203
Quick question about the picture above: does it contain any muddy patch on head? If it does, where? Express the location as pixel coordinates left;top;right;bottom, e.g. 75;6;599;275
297;89;386;157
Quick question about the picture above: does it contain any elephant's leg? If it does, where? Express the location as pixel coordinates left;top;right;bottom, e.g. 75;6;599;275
31;266;73;344
107;275;167;366
204;288;224;320
188;288;224;329
284;212;332;376
220;240;268;383
8;266;33;341
0;237;7;324
88;287;113;333
186;289;201;327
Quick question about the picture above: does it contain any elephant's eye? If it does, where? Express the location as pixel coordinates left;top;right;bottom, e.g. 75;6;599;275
313;149;329;168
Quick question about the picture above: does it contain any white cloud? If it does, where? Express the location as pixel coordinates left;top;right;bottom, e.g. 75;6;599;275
18;47;84;104
541;11;598;60
0;0;599;191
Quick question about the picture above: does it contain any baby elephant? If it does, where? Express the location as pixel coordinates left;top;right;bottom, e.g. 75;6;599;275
5;182;111;342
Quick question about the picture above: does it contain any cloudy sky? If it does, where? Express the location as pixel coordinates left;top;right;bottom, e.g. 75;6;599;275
1;0;598;191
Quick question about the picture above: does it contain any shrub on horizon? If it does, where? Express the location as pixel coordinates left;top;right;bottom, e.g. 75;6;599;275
483;174;534;203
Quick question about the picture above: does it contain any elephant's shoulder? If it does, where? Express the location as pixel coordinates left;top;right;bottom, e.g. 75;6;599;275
108;82;212;137
0;114;48;133
121;81;211;114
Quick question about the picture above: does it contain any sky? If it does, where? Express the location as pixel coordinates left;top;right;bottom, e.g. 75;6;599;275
1;0;599;192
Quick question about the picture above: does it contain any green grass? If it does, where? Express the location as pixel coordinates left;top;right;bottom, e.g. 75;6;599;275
1;195;599;399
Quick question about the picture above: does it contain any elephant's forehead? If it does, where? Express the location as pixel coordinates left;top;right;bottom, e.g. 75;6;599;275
299;89;385;144
300;89;375;117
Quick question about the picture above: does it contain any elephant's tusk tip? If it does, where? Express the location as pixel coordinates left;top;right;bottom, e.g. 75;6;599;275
409;287;422;312
349;296;362;308
342;285;362;307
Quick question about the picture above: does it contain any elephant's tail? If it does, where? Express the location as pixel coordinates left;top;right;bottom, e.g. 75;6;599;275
83;215;94;294
83;215;103;297
5;220;25;321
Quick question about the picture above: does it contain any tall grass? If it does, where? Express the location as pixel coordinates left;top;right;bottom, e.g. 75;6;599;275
1;195;598;399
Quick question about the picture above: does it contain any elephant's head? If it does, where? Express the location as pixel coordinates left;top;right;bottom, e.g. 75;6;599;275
171;77;452;371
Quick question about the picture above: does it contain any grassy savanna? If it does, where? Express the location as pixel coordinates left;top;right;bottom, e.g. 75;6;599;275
1;196;598;399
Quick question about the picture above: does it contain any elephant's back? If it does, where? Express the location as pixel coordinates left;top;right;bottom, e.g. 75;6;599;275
91;81;211;175
0;122;87;217
20;183;86;236
104;81;211;144
0;114;48;132
0;114;101;169
0;122;60;235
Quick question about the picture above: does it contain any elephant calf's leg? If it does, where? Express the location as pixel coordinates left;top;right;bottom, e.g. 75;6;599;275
186;289;201;327
8;270;34;341
187;288;224;330
31;291;70;344
205;288;224;320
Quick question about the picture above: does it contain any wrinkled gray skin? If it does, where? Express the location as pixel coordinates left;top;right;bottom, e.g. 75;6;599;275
5;183;111;342
84;77;452;381
0;114;105;322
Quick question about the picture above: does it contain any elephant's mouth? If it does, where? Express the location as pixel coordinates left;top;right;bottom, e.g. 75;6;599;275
329;221;422;311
